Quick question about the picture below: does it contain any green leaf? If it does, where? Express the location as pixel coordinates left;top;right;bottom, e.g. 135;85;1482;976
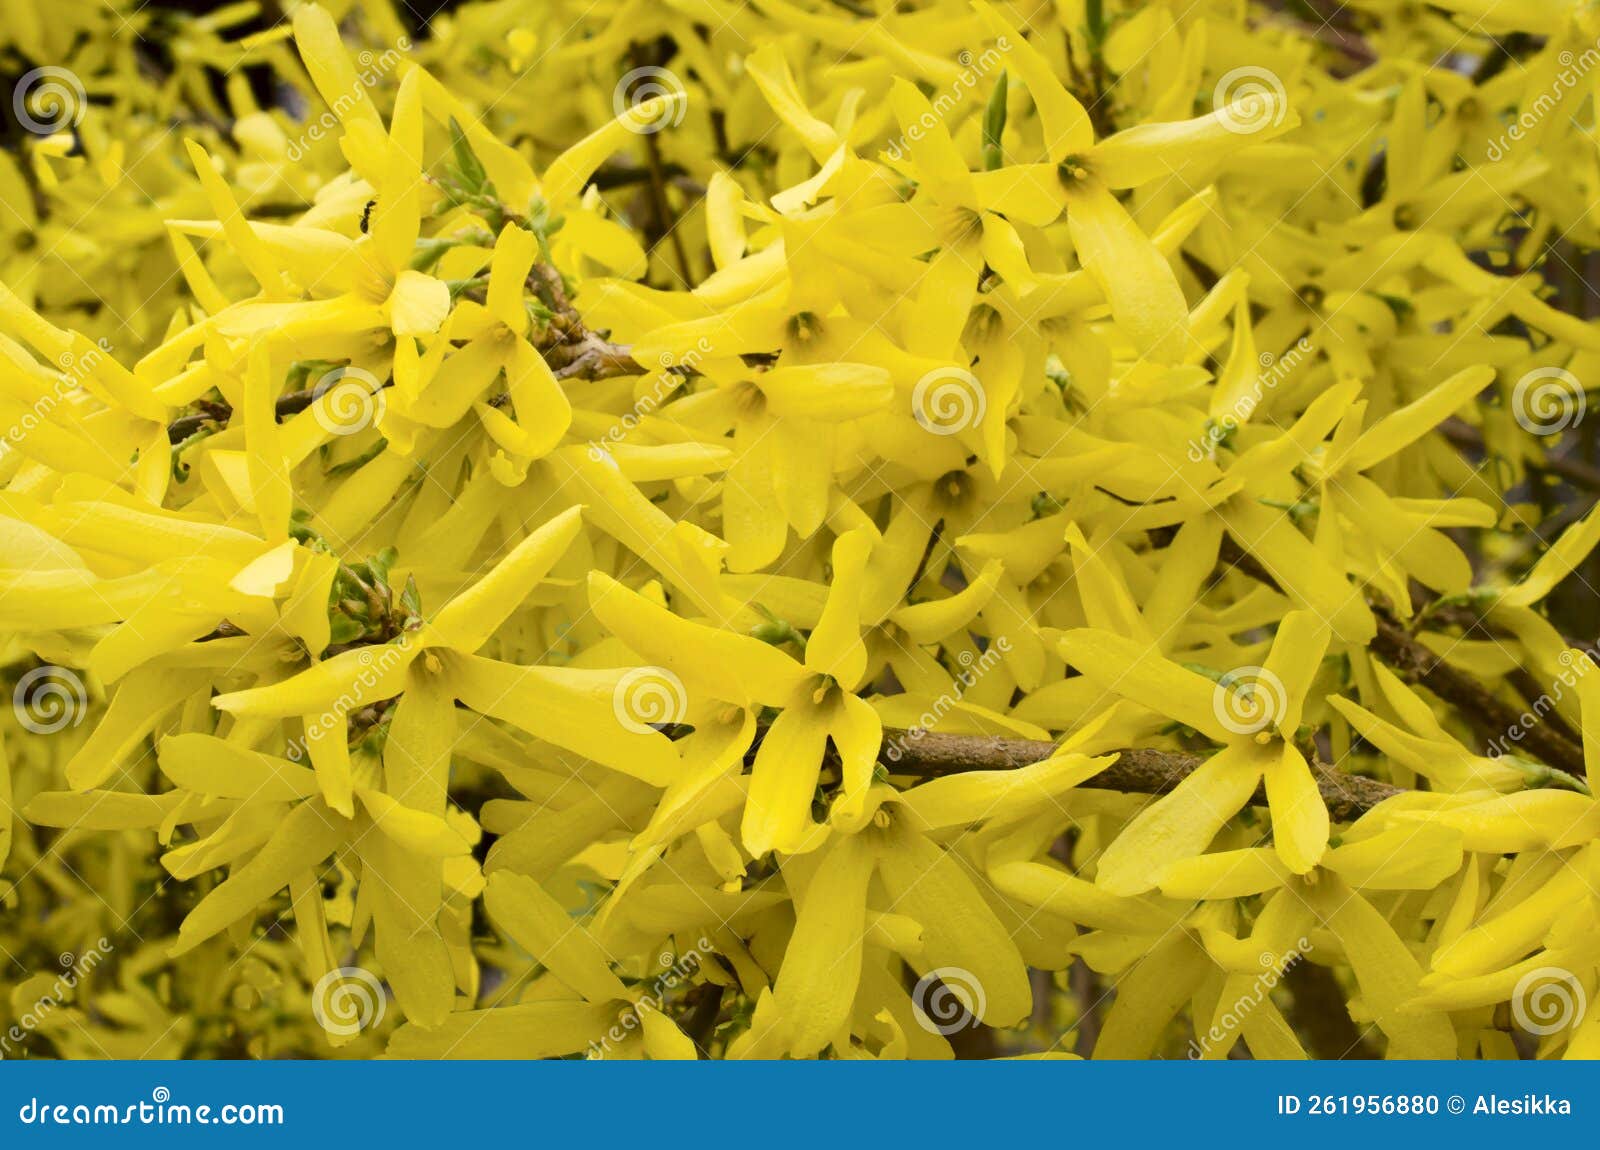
982;70;1008;171
447;117;489;194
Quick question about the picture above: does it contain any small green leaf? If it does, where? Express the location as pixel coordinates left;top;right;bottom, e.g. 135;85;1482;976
447;117;489;193
982;70;1008;171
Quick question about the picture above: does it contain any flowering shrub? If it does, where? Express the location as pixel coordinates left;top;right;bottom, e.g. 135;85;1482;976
5;0;1600;1060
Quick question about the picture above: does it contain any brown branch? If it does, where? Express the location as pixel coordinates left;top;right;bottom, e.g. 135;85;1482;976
1441;417;1600;492
1213;534;1590;777
545;332;639;380
1371;603;1588;776
166;331;636;442
591;159;706;199
878;729;1403;821
1257;15;1377;71
629;42;693;285
526;260;639;378
642;126;692;285
167;387;319;443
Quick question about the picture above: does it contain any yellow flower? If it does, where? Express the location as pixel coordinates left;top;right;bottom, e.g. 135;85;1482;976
1059;609;1334;889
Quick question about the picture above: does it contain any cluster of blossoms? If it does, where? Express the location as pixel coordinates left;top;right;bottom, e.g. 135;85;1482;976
6;0;1600;1060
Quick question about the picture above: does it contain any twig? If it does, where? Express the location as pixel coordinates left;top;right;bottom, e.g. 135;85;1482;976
1370;603;1588;777
878;730;1403;820
166;388;318;443
1069;961;1102;1058
167;327;636;441
591;159;705;198
629;42;693;284
1257;15;1377;70
1441;417;1600;492
1214;534;1591;777
546;332;639;380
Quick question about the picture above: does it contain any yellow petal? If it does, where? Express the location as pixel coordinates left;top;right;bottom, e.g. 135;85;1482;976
446;652;680;785
1158;848;1290;900
877;825;1032;1027
1062;178;1187;360
1263;743;1328;874
972;1;1094;160
772;831;873;1056
1306;876;1456;1058
1056;627;1233;742
805;528;873;687
484;872;629;1003
171;800;344;955
431;507;583;651
1095;741;1269;895
587;571;810;709
159;733;317;801
386;269;452;337
742;702;829;857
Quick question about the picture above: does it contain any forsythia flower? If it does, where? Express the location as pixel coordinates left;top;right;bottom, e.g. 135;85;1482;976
8;0;1600;1064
